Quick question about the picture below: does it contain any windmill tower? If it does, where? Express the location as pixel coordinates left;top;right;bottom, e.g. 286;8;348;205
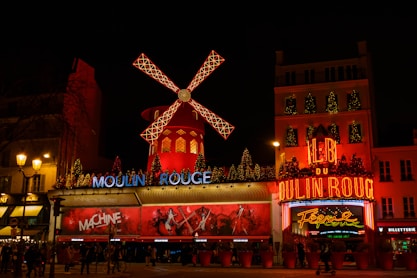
133;50;235;173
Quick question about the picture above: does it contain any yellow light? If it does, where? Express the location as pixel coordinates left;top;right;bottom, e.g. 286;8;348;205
16;154;27;167
273;141;280;148
32;159;42;171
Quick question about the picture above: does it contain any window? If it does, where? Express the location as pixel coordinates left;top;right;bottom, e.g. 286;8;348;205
382;197;393;218
306;125;315;143
349;121;362;143
347;90;361;111
338;66;344;81
175;138;186;153
400;160;413;181
325;91;338;114
328;123;340;144
304;93;316;114
403;197;416;218
285;95;297;115
0;176;11;192
352;65;358;79
285;71;296;85
190;139;198;154
346;65;352;80
325;68;330;82
161;138;171;153
285;126;298;147
330;67;336;81
379;161;392;182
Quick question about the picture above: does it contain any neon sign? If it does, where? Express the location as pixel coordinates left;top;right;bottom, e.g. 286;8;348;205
297;208;364;229
278;176;374;202
92;171;212;188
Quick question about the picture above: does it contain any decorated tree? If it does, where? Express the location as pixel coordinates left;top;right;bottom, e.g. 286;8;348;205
227;164;237;181
194;153;206;172
112;155;122;175
237;164;245;181
348;90;361;111
285;126;298;147
240;148;253;169
325;91;338;113
253;163;261;180
72;158;83;179
151;154;162;174
304;92;317;114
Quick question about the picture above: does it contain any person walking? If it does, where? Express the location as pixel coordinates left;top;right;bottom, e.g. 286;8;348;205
0;243;12;274
150;245;157;266
145;245;152;266
63;245;74;272
320;241;331;272
80;243;93;275
25;245;41;278
297;241;306;268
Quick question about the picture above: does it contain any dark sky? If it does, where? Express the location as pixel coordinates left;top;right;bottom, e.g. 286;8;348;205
1;9;417;171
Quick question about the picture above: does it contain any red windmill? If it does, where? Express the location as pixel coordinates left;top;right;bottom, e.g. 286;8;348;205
133;50;235;173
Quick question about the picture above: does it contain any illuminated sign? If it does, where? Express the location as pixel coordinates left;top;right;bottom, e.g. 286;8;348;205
379;227;417;234
292;205;364;238
92;171;212;188
278;176;374;202
308;138;337;165
297;208;364;229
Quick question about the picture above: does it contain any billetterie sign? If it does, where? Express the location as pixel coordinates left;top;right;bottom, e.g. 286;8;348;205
278;176;374;202
92;171;212;188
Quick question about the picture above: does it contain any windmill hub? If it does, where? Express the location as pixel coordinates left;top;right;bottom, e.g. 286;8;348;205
178;89;191;102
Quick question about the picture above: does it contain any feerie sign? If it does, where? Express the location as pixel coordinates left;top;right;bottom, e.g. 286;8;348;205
92;171;212;188
278;176;374;202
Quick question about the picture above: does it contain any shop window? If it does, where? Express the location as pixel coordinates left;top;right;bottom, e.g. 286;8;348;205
175;138;186;153
285;95;297;115
304;93;316;114
400;160;413;181
161;138;171;153
382;197;394;218
349;121;362;143
403;197;415;218
190;139;198;154
379;161;392;182
285;126;298;147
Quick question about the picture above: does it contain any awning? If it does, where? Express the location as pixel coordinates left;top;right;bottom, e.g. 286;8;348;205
0;226;42;237
10;205;43;217
0;206;8;218
377;221;417;227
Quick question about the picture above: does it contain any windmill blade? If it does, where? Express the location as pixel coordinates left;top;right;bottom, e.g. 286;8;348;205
186;50;225;93
132;53;180;93
140;100;182;143
188;99;235;140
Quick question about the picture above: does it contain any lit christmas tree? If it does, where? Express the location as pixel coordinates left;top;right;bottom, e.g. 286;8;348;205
285;126;298;147
349;121;362;143
240;148;253;169
227;164;237;181
326;91;338;113
194;153;206;172
304;92;317;114
111;155;122;175
151;154;162;173
72;158;83;179
348;90;361;111
285;95;297;115
328;123;340;144
253;164;261;181
306;125;315;143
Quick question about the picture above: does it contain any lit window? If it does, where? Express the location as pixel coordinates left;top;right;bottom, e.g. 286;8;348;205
162;138;171;153
190;139;198;154
175;138;186;153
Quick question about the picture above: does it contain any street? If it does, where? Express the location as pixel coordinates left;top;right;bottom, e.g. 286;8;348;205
3;262;416;278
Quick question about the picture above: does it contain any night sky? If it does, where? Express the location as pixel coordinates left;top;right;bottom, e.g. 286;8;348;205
1;9;416;171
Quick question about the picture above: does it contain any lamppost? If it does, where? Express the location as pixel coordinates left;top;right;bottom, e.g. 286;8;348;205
49;197;64;278
15;153;42;277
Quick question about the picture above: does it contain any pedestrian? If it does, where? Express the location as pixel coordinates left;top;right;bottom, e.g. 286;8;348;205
297;241;305;268
63;245;74;272
25;245;41;278
150;245;157;266
80;243;93;275
145;245;152;266
39;243;48;277
0;243;12;273
320;241;331;272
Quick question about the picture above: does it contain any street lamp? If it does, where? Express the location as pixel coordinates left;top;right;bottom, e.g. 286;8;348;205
15;153;42;277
